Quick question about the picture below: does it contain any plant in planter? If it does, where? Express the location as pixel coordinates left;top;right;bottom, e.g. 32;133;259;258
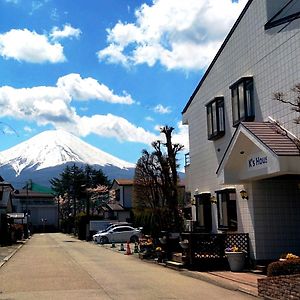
279;252;299;261
179;239;189;249
155;246;165;262
225;246;245;272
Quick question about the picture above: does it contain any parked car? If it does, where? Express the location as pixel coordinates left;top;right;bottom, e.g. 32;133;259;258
92;222;131;243
96;225;142;244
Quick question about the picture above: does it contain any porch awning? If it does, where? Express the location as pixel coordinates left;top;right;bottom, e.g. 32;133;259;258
217;121;300;184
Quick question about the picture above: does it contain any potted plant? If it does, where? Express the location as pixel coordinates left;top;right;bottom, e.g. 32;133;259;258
155;246;164;262
179;239;189;249
225;246;245;272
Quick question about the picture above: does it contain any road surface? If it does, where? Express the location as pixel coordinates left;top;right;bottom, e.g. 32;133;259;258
0;233;256;299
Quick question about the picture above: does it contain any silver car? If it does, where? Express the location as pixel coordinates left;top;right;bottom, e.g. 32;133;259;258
96;225;142;244
93;222;131;243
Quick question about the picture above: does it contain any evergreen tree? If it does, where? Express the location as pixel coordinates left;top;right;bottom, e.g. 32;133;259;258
50;164;110;230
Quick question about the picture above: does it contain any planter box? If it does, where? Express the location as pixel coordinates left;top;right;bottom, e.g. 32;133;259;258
225;251;245;272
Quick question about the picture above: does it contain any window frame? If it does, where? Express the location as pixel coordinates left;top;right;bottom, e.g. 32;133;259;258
216;188;237;231
195;193;212;232
230;77;254;127
206;96;225;140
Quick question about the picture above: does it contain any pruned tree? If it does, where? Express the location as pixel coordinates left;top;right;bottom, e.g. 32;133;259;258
273;83;300;124
133;126;184;235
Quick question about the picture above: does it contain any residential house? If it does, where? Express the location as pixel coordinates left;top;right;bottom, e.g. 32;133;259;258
105;179;133;222
0;177;14;244
182;0;300;264
110;179;133;209
12;185;58;233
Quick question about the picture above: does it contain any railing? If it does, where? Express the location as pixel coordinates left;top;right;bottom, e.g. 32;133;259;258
184;153;190;166
181;232;249;270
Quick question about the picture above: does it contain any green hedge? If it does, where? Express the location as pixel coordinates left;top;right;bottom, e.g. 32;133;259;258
267;258;300;277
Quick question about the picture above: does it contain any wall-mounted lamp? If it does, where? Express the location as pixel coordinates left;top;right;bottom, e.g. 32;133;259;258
240;189;248;200
191;198;196;205
210;195;217;204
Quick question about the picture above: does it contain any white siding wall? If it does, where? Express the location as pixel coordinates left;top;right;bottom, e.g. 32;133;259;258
183;0;300;260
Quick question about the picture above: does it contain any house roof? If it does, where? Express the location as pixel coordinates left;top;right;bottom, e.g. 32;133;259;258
107;203;124;211
242;122;300;156
0;181;14;190
13;189;54;199
216;121;300;183
182;0;253;114
113;179;133;186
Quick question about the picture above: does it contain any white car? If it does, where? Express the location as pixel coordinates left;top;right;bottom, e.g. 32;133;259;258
92;222;130;243
96;225;142;244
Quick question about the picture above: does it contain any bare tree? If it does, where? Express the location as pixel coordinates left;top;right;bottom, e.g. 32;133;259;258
133;126;184;235
273;83;300;124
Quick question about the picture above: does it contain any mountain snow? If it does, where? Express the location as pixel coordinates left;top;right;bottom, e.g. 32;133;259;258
0;129;135;175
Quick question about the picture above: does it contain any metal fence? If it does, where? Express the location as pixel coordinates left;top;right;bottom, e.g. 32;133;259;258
181;232;249;270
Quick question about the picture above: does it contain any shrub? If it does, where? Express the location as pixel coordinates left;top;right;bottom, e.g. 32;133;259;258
267;258;300;277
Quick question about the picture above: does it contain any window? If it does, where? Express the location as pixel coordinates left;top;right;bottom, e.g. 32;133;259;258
265;0;300;30
113;227;132;232
216;189;237;231
195;193;212;232
206;97;225;140
230;77;254;127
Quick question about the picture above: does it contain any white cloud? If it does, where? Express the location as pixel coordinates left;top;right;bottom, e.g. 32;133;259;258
97;44;129;67
153;123;188;151
172;122;189;151
145;116;154;121
50;8;59;21
77;114;158;144
0;29;65;63
24;126;34;133
0;74;157;145
97;0;247;71
50;24;82;41
154;104;171;114
57;73;134;104
0;74;134;121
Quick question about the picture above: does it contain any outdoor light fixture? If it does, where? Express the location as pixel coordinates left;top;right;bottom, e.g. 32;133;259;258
240;189;248;200
210;195;217;204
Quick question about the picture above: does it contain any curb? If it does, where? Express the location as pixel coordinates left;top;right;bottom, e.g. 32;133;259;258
0;242;26;269
180;269;238;291
93;241;259;298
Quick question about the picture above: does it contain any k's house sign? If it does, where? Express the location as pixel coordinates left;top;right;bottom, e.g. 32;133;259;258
247;153;268;170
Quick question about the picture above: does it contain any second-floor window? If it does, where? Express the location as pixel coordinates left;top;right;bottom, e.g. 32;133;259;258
230;77;254;127
206;97;225;140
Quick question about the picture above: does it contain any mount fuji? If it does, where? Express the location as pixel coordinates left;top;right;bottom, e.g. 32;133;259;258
0;130;136;188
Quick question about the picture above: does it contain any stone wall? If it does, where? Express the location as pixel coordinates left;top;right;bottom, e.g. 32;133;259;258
258;274;300;299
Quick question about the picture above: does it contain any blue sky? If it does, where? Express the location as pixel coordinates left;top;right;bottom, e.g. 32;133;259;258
0;0;247;168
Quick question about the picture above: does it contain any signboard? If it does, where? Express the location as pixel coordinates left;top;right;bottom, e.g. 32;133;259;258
247;153;268;170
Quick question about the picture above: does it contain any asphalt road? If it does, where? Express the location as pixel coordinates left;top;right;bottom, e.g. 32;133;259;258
0;233;256;299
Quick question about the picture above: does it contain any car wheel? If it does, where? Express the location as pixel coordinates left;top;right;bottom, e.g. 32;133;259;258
100;236;109;244
130;235;139;243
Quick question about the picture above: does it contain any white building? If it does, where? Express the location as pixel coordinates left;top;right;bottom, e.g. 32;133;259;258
182;0;300;264
13;189;58;232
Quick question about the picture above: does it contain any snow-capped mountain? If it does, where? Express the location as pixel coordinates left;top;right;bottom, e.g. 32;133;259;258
0;129;136;188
